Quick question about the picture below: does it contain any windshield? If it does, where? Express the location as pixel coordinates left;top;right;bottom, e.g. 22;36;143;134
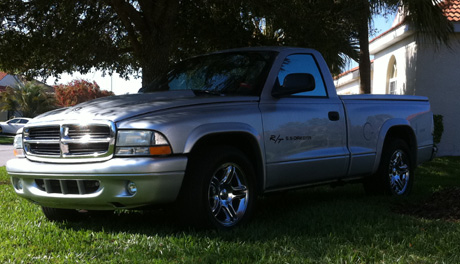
139;51;276;96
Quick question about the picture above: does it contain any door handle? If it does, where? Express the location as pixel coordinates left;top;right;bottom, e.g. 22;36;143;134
328;111;340;121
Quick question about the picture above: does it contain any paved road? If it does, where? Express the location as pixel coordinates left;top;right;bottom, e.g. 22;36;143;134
0;144;15;167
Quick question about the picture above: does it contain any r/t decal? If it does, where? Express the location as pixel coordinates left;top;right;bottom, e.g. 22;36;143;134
270;135;284;144
270;134;312;144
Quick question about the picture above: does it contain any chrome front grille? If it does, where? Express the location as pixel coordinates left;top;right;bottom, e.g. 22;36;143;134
29;143;61;155
67;125;111;139
27;126;60;140
23;121;116;163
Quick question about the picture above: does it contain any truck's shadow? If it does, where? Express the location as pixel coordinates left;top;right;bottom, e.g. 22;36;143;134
57;184;417;241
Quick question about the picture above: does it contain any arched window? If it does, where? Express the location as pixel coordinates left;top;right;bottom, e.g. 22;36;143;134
387;56;398;94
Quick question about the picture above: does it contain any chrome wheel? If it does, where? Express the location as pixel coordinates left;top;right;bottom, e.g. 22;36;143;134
363;138;413;196
208;162;249;227
388;149;410;195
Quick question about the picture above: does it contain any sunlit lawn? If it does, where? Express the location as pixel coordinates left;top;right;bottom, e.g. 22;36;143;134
1;157;459;263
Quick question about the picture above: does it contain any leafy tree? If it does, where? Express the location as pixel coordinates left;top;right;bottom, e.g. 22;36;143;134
0;0;178;86
0;0;357;86
54;79;114;107
240;0;360;75
1;0;450;93
0;82;56;117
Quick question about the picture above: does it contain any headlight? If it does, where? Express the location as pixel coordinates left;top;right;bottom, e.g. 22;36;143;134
13;133;25;157
115;130;172;156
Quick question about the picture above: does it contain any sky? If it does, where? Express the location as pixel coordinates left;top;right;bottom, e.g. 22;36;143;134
372;12;397;39
46;13;397;95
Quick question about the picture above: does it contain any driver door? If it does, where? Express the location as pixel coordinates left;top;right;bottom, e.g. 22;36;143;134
260;53;349;189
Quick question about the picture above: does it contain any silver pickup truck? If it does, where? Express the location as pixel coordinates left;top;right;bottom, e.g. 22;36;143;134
7;47;436;229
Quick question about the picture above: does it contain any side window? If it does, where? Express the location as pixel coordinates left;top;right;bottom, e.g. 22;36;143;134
277;54;327;97
7;119;19;124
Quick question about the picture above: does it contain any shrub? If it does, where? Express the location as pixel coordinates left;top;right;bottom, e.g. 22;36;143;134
54;79;114;107
433;114;444;145
0;82;56;117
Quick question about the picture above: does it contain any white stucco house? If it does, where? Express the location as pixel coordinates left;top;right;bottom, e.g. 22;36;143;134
335;0;460;156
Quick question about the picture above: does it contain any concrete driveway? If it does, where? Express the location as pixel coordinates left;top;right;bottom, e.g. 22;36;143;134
0;144;15;167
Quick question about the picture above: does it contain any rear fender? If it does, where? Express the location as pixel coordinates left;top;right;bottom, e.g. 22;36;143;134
372;118;416;174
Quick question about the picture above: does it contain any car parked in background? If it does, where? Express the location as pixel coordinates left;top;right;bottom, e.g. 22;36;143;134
0;118;31;135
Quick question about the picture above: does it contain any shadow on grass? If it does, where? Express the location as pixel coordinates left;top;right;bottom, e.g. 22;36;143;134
55;157;460;242
55;185;410;238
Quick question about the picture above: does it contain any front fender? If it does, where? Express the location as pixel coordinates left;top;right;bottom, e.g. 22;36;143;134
183;122;262;153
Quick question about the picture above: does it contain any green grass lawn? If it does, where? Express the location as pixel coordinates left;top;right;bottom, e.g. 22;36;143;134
0;135;13;145
1;157;459;263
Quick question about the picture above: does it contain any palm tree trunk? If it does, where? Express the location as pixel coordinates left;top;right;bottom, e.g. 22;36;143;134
357;0;372;94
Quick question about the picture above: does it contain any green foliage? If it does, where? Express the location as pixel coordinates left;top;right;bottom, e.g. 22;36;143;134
54;79;114;107
0;1;360;85
0;136;13;145
0;1;453;89
0;1;130;78
433;114;444;145
0;157;459;263
0;82;56;118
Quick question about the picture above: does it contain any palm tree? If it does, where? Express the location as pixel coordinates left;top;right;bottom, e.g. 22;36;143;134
0;82;57;118
348;0;453;94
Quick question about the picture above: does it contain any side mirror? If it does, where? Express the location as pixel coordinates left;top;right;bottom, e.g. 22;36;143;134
272;73;316;97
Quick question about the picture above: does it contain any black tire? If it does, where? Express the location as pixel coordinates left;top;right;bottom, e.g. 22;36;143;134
41;206;81;222
178;146;256;229
364;138;413;195
87;210;115;219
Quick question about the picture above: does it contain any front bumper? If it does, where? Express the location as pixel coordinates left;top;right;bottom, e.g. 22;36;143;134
6;156;187;210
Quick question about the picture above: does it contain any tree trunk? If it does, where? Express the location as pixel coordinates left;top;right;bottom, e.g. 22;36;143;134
357;0;372;94
140;37;173;87
108;0;179;87
139;0;179;87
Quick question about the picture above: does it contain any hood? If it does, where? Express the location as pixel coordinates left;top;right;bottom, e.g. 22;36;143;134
31;90;259;124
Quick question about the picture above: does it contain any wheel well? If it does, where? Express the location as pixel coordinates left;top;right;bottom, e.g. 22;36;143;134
384;126;417;165
187;132;264;193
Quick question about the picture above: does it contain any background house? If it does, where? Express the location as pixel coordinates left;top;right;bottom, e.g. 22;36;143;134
335;1;460;156
0;72;24;121
0;72;55;121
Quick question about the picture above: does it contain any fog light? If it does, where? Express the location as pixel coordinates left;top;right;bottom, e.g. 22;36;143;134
13;178;23;191
126;181;137;195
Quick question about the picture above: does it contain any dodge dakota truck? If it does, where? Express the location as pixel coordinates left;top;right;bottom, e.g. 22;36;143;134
7;47;436;229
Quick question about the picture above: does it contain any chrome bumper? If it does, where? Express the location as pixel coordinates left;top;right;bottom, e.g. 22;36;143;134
6;157;187;210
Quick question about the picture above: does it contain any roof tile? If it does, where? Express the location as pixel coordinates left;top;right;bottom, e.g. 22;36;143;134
0;72;7;81
370;0;460;44
441;0;460;21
